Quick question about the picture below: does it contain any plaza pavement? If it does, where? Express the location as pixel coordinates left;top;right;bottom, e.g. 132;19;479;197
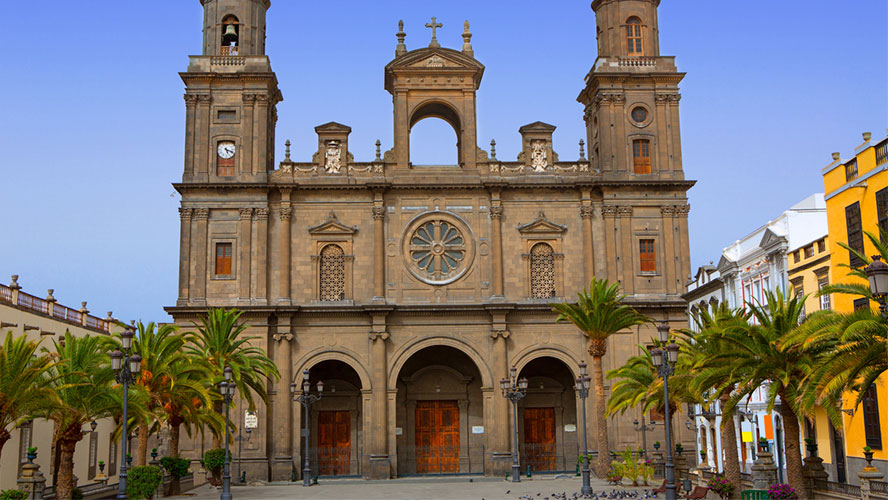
168;476;661;500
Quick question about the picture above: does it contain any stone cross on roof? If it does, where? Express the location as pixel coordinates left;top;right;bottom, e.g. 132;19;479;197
425;17;443;48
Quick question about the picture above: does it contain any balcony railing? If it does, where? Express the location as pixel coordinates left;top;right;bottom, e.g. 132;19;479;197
0;283;111;333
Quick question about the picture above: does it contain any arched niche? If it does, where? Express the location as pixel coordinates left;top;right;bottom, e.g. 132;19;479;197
408;101;462;166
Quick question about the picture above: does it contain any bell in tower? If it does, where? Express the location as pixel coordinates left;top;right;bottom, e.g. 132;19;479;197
200;0;270;57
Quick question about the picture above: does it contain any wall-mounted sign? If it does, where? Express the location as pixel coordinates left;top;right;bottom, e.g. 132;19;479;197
472;426;485;434
245;411;258;429
395;427;403;436
564;424;577;432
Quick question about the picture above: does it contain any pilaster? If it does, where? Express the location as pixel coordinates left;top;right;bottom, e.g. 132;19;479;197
191;208;209;305
183;95;198;180
277;189;292;305
253;208;269;304
489;190;505;300
372;202;386;302
270;316;294;481
580;200;595;286
367;327;391;479
177;208;193;306
237;208;253;304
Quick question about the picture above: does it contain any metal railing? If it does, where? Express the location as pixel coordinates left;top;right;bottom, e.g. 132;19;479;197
872;480;888;494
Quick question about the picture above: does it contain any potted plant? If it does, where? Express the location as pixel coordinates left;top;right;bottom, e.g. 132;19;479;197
98;460;106;476
126;452;133;466
766;483;798;500
26;446;37;463
706;474;734;500
674;443;683;456
653;441;661;451
804;437;817;456
699;449;707;461
863;446;875;466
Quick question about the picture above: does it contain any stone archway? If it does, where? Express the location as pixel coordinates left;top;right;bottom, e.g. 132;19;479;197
391;345;487;476
388;336;493;389
408;100;463;166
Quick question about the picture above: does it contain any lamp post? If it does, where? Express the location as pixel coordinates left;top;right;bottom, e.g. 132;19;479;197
500;366;528;483
650;320;679;500
237;427;251;484
110;329;141;500
866;256;888;319
575;363;592;496
634;417;656;458
291;369;323;487
219;366;236;500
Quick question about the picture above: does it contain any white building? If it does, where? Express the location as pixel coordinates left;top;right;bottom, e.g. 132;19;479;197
684;193;827;477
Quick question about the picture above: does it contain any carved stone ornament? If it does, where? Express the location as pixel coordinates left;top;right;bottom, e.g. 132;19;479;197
661;206;675;217
372;206;386;220
601;205;618;218
195;208;210;220
239;208;253;220
254;208;269;220
530;140;548;172
183;95;199;105
272;332;294;342
179;207;194;220
402;211;476;286
617;206;634;217
324;140;342;174
369;331;390;341
490;329;511;339
580;206;594;219
280;207;293;220
489;206;503;219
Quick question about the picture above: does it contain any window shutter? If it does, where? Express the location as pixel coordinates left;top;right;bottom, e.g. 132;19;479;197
845;202;864;268
863;385;882;449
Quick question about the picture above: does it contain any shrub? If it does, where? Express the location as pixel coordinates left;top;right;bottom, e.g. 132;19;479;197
767;484;798;500
202;448;227;474
160;457;191;479
706;474;734;500
72;488;84;500
126;466;163;500
0;490;28;500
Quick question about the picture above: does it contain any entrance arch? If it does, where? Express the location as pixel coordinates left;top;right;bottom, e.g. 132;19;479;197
408;100;463;166
388;336;493;389
295;358;365;477
516;356;580;473
391;345;487;475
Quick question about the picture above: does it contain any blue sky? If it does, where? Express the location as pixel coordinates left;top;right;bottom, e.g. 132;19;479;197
1;1;885;324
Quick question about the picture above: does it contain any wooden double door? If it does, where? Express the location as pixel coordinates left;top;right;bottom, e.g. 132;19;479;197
523;407;557;472
414;400;460;473
317;411;350;476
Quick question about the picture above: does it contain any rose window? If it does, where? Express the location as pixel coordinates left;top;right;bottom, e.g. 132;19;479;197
402;212;475;286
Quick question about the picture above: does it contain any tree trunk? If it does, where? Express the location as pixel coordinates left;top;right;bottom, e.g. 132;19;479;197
719;390;741;499
137;422;149;466
778;397;807;499
55;435;81;500
166;420;183;496
0;427;9;463
590;349;610;478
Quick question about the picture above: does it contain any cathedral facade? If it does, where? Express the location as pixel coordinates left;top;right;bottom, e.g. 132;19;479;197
168;0;695;480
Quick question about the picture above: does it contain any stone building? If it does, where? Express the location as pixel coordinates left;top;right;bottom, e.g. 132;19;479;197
167;0;694;480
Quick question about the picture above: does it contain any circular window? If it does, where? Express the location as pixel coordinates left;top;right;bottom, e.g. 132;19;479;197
631;107;648;123
402;212;475;285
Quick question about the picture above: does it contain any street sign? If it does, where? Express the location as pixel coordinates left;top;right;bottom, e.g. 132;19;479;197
245;411;258;429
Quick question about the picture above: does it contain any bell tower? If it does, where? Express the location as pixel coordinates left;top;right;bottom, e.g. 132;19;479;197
578;0;685;180
180;0;281;183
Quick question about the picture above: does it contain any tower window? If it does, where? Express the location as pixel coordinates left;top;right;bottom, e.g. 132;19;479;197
640;239;656;272
530;242;556;299
319;244;346;301
216;141;236;177
626;17;644;56
633;139;651;174
221;15;240;56
845;160;858;181
215;243;232;276
845;201;864;267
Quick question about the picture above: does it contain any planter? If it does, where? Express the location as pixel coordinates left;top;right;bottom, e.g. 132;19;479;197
26;452;37;464
864;451;875;467
653;443;660;451
805;443;817;457
758;441;770;453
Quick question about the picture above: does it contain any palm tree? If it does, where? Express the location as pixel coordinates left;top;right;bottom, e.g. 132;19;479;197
185;308;279;446
677;303;750;498
39;332;118;500
0;331;54;461
553;278;650;477
714;290;827;498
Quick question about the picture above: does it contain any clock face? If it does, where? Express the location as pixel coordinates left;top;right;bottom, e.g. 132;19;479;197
217;142;236;159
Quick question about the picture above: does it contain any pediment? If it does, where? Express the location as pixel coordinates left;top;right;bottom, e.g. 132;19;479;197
314;122;352;134
518;121;557;134
308;213;357;235
386;47;485;72
759;228;787;250
517;211;567;235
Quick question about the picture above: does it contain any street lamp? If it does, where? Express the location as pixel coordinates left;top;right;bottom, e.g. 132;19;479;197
237;426;252;484
866;256;888;319
575;362;593;496
110;329;140;500
650;320;679;500
634;417;656;457
500;366;528;483
219;366;236;500
291;369;323;487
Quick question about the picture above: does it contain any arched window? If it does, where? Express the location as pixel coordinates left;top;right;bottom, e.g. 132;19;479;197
626;17;644;56
319;244;345;301
633;139;651;174
530;243;556;299
221;15;240;56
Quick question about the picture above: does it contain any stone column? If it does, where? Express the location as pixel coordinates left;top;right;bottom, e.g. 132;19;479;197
859;458;885;500
661;206;677;293
253;208;269;305
489;329;511;475
489;200;504;299
254;95;269;174
196;95;212;177
237;208;252;304
802;445;829;500
580;204;595;286
278;190;292;305
618;206;634;294
183;95;197;179
192;208;209;305
368;330;390;479
676;206;691;293
751;448;778;491
177;208;193;306
242;94;255;176
591;201;607;279
270;316;293;481
602;206;618;283
17;460;46;500
372;205;386;302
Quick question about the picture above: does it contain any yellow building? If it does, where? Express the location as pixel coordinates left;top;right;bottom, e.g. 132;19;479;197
788;235;831;319
821;131;888;482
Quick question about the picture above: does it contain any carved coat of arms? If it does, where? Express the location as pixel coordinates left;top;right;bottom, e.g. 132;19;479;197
531;140;548;172
325;141;341;174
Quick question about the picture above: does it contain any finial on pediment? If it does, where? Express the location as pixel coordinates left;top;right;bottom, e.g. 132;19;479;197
375;139;382;161
490;139;497;160
328;211;338;222
396;20;407;57
579;139;586;161
538;210;546;220
284;139;291;162
462;20;473;57
425;17;443;48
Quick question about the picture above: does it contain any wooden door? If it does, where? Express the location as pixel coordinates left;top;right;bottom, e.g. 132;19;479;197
317;411;350;476
414;401;460;473
523;407;556;472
